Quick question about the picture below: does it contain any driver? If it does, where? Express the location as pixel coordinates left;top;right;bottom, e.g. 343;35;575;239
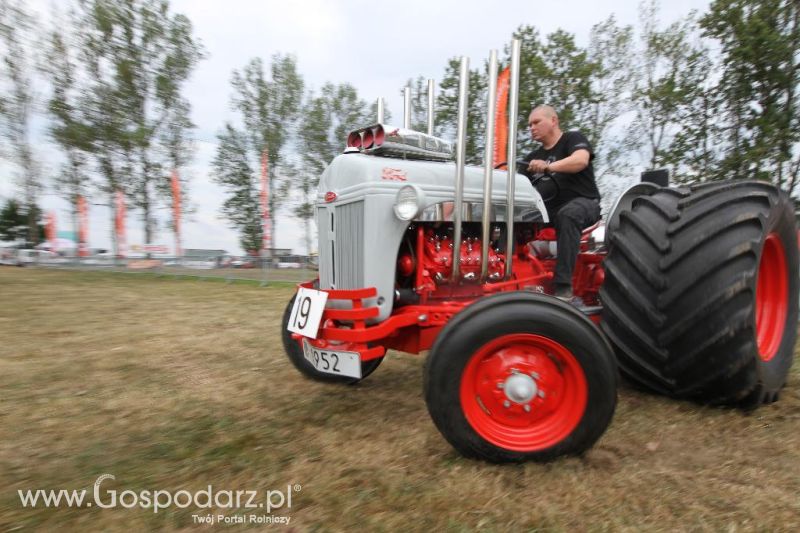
525;105;601;302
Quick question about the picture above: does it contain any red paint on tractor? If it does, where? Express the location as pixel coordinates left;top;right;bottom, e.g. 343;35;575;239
298;220;606;361
756;232;789;361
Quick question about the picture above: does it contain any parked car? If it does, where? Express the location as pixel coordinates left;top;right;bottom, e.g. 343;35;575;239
15;249;62;266
231;257;255;269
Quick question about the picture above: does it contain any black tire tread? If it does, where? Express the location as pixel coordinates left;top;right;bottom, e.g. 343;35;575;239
601;180;799;406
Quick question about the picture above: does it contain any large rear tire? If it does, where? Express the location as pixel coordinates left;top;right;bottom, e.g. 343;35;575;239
424;292;617;463
601;181;799;407
281;292;383;384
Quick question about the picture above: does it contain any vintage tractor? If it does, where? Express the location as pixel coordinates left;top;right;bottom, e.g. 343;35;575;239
281;43;799;463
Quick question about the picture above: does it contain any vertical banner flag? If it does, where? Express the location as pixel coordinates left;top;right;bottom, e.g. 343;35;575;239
260;148;271;256
115;190;127;258
77;195;89;257
493;67;511;169
46;211;56;247
171;170;182;257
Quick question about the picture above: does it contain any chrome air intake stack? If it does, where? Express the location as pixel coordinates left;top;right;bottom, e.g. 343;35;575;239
450;56;470;283
505;38;522;279
480;49;499;282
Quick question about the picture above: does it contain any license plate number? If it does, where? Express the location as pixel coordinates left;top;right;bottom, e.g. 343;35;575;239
302;340;361;379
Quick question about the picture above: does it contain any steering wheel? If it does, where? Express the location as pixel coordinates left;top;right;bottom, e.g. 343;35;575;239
494;160;560;203
493;160;531;174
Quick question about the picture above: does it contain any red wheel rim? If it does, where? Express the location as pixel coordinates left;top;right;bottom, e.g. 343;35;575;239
756;233;788;362
459;333;588;452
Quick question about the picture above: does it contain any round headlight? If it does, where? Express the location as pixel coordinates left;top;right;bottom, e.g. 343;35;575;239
394;185;420;220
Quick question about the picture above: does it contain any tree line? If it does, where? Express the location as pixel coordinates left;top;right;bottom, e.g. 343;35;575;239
0;0;202;251
1;0;797;253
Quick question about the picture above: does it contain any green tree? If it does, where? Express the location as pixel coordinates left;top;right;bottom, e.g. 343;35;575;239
41;9;93;245
538;30;598;140
700;0;800;193
0;0;40;246
507;26;600;157
628;2;710;173
507;25;548;157
77;0;203;250
211;124;261;253
586;16;638;180
436;57;488;164
294;82;373;254
659;47;718;183
0;198;44;244
228;55;304;252
0;198;26;242
403;76;431;132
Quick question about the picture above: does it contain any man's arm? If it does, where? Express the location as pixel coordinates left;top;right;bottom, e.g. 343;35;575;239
527;149;590;174
548;149;590;174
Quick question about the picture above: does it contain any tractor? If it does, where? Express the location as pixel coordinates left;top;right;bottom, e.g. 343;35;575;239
281;42;799;463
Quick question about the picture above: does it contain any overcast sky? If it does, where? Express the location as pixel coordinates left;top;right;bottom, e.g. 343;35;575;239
1;0;711;255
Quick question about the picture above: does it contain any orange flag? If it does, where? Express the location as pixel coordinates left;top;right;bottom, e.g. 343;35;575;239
171;170;182;257
77;195;89;257
46;211;56;246
115;190;127;258
493;67;511;169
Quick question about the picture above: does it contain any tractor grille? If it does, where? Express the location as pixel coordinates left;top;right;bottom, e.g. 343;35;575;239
317;207;332;288
317;201;364;289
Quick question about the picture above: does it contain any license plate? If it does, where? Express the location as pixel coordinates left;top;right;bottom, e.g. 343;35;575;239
302;339;361;379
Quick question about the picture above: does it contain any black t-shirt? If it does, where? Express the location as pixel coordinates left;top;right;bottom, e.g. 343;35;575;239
524;130;600;212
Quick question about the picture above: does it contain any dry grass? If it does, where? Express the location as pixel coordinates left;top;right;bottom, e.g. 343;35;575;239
2;268;800;532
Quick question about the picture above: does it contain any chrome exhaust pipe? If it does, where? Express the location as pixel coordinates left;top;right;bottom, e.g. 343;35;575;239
403;87;411;129
427;79;435;136
505;38;521;279
451;57;469;282
480;50;499;282
377;97;384;124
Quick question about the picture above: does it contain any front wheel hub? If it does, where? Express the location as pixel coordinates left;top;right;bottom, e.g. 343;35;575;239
504;373;538;404
460;333;588;452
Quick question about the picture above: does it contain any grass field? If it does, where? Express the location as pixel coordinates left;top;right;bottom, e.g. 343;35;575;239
2;268;800;531
40;263;317;283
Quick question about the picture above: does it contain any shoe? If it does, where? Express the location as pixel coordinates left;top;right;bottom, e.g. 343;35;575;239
552;288;602;313
554;285;574;301
564;295;603;315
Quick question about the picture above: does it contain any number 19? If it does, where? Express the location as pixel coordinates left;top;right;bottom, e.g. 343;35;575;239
293;296;312;330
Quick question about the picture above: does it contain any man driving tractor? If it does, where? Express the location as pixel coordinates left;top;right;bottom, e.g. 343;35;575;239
524;104;601;303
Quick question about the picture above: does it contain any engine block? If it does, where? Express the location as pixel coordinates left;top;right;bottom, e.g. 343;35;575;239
418;227;506;284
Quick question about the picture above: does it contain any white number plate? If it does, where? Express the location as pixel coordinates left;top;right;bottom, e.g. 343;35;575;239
287;287;329;338
302;340;362;379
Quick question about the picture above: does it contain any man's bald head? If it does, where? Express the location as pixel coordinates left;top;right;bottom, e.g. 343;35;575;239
530;105;559;122
528;105;561;147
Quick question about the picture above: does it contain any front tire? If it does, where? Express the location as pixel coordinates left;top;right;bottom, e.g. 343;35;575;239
424;292;618;463
281;292;383;384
